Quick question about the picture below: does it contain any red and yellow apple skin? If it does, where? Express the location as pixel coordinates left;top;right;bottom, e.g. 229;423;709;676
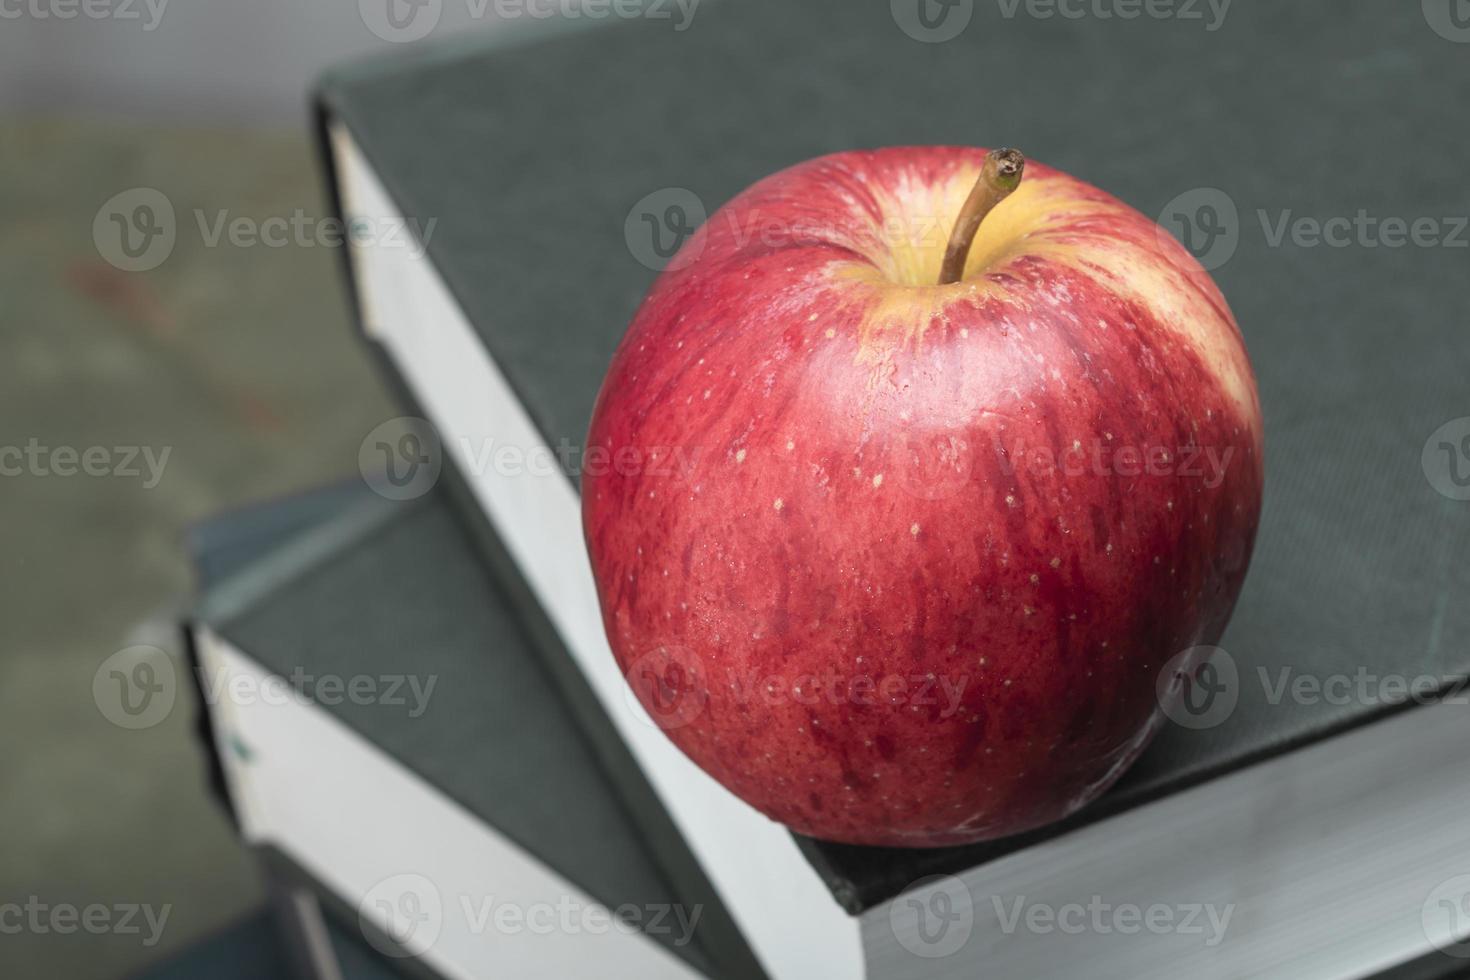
583;147;1263;847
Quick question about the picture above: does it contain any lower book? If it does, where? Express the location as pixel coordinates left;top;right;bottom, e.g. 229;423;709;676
184;481;756;980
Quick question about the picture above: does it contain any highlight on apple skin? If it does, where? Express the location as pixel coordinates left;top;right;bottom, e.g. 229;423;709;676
583;146;1263;848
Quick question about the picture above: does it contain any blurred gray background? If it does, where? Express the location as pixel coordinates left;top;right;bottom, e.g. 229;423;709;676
0;4;522;977
1;1;514;123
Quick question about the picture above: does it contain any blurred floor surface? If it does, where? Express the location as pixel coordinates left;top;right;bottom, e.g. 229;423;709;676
0;117;396;978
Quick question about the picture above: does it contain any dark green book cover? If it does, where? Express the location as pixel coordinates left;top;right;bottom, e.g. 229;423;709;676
188;483;761;976
315;0;1470;914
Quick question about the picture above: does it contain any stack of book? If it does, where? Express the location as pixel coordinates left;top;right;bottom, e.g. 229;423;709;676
185;2;1470;977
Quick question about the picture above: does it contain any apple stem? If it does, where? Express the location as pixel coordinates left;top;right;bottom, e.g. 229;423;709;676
937;148;1026;286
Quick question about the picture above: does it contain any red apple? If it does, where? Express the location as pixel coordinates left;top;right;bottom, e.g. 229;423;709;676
583;146;1263;847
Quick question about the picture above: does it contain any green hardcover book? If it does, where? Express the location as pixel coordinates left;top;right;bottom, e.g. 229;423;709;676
313;2;1470;977
187;482;761;978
